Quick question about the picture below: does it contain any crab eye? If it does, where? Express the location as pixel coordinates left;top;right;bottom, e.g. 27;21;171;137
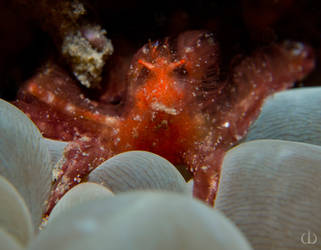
173;63;188;76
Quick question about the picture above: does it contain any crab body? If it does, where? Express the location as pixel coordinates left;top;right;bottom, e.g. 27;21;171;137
14;31;314;214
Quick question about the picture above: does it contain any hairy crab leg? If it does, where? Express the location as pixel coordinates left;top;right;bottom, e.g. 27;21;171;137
26;81;119;127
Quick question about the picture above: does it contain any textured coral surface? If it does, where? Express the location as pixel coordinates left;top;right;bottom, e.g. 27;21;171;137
15;31;314;215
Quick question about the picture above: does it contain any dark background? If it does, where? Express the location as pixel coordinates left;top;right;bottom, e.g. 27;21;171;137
0;0;320;100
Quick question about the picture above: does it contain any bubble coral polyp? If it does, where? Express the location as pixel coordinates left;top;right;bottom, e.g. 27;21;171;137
14;31;315;214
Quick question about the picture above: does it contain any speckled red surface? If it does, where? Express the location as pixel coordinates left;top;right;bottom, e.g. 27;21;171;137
15;31;314;214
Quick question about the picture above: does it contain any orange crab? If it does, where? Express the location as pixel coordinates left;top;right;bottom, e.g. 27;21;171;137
15;30;314;214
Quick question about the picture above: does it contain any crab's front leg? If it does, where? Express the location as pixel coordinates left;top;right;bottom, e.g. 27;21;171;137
46;136;115;215
184;143;226;205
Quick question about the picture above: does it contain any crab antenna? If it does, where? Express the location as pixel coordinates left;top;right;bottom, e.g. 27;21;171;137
138;59;155;70
168;59;185;71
